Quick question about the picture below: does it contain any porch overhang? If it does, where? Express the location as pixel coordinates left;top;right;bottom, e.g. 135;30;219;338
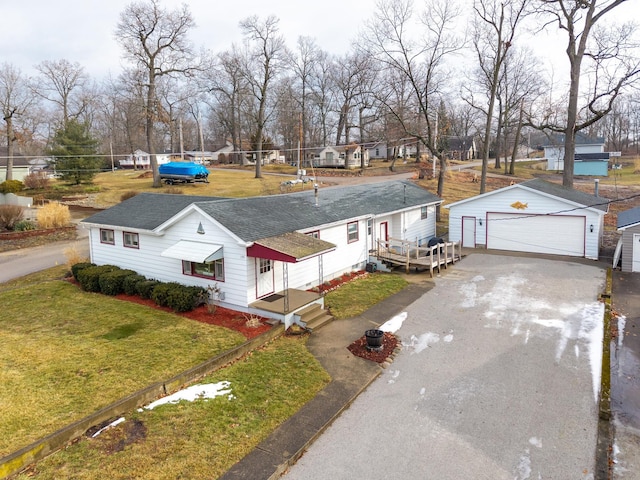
246;232;336;263
161;240;223;263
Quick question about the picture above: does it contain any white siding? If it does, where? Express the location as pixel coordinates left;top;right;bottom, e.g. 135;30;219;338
88;211;250;310
447;187;603;259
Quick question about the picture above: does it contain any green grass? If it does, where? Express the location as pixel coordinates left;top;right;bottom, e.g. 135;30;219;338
15;336;330;480
0;279;246;457
324;272;409;319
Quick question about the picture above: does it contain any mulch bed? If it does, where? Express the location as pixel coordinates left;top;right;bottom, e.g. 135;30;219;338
114;294;272;339
347;332;398;364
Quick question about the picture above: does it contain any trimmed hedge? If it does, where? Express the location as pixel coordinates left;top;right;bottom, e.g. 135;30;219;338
123;274;146;295
98;269;136;296
76;265;119;292
151;282;206;312
71;262;96;281
137;280;160;300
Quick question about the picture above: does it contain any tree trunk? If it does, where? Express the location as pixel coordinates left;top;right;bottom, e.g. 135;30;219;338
146;71;161;188
4;111;15;181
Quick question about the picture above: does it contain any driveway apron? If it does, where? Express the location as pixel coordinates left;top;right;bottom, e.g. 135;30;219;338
282;254;606;480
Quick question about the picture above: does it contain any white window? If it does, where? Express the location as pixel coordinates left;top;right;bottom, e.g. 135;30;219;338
347;222;359;243
123;231;139;248
183;259;225;281
259;259;272;274
100;229;115;245
421;206;428;220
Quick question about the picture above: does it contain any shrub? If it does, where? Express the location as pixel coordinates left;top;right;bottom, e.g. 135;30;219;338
36;202;71;229
120;191;138;202
99;269;136;296
14;219;37;231
166;285;207;312
71;262;95;281
137;279;160;300
64;244;88;268
0;205;25;230
0;180;24;194
123;274;146;295
23;172;50;190
76;265;118;292
150;282;178;307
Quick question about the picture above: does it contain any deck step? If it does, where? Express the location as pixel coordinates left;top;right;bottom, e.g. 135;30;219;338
296;303;334;332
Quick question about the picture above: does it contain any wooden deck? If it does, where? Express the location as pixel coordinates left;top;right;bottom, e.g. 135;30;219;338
374;237;462;277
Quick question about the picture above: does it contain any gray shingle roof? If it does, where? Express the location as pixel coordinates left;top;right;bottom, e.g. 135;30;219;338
81;193;227;230
521;178;609;213
82;180;442;241
617;206;640;229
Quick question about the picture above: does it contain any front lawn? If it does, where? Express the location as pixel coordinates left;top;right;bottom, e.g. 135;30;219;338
0;279;246;456
15;336;330;480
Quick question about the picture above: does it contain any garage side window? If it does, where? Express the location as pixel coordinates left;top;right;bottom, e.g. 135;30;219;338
183;259;225;281
421;206;428;220
100;229;115;245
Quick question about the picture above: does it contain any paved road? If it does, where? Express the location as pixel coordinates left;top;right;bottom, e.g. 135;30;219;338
0;227;89;283
282;254;606;480
611;271;640;479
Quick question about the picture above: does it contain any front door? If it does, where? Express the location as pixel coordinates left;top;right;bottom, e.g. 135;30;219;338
379;222;388;248
256;258;274;298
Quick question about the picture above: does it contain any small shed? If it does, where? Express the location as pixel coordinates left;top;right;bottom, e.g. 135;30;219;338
446;178;608;260
616;206;640;272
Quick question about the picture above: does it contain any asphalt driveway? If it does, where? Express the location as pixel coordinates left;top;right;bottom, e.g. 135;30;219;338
282;254;606;480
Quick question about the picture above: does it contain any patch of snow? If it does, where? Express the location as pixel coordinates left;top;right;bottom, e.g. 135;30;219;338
404;332;440;354
617;315;626;348
443;333;454;343
514;448;532;479
379;312;408;333
578;303;604;403
528;437;542;449
141;381;234;411
419;387;426;396
388;370;401;384
459;281;478;308
91;417;125;438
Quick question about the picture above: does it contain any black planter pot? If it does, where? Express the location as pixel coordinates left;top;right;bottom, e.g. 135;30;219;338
365;329;384;351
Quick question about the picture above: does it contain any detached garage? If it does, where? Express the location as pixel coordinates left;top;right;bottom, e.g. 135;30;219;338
616;206;640;272
446;178;608;260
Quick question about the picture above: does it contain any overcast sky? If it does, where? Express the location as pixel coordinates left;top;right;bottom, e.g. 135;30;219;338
1;0;377;79
1;0;635;82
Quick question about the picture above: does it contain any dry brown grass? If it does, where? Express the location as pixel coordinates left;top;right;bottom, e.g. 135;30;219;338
36;202;71;228
63;244;89;268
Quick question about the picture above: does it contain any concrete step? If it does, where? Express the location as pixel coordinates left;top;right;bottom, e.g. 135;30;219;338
297;303;334;332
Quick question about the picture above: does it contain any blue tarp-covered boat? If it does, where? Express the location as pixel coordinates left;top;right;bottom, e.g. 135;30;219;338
159;162;209;184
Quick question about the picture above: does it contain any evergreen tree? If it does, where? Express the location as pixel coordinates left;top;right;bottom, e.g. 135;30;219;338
48;119;101;185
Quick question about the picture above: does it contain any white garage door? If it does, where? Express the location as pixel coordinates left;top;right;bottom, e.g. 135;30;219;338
487;213;586;257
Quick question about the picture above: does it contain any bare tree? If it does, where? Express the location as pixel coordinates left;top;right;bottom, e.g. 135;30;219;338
470;0;527;193
34;59;88;127
0;64;36;181
239;15;288;178
116;0;197;187
361;0;463;204
537;0;640;187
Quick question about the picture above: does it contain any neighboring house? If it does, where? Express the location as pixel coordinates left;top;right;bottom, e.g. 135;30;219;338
446;178;608;260
616;206;640;272
119;150;171;169
210;142;235;163
81;180;441;326
363;141;388;161
0;154;49;182
307;144;369;169
445;136;477;161
544;133;606;172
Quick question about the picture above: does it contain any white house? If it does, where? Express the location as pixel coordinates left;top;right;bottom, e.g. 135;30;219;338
616;206;640;272
307;144;369;169
81;180;441;326
544;133;605;171
446;178;608;260
119;150;171;169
